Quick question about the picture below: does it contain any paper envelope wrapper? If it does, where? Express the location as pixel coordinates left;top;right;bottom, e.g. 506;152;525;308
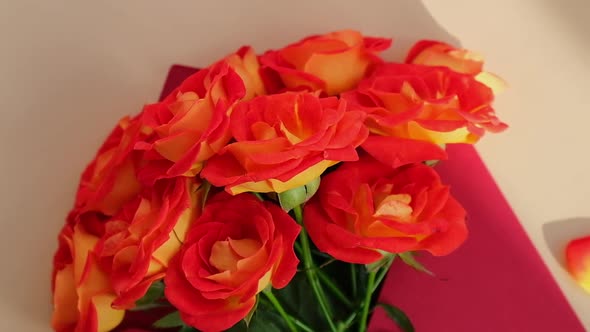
160;65;585;332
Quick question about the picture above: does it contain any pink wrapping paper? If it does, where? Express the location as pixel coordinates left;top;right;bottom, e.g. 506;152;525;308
369;144;585;332
160;65;585;332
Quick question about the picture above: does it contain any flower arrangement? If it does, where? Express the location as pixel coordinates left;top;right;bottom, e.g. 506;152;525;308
51;30;506;332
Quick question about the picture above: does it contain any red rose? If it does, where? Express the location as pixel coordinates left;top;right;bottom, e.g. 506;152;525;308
136;47;265;183
164;193;300;332
201;92;368;194
304;156;467;264
260;30;391;95
96;177;203;309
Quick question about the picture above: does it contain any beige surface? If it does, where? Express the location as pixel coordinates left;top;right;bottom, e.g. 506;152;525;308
1;0;588;330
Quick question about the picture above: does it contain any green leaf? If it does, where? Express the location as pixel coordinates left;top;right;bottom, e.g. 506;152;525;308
225;320;248;332
153;311;184;328
248;309;287;332
222;305;290;332
131;280;167;311
135;281;165;307
398;252;434;276
278;177;321;212
269;273;328;329
179;326;196;332
377;303;415;332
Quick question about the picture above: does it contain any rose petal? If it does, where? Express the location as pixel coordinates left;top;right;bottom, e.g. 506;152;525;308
361;135;447;168
566;235;590;293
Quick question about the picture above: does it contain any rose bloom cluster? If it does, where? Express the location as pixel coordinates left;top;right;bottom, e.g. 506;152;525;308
51;30;506;332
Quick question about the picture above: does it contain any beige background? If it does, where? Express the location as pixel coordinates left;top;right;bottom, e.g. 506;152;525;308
1;0;589;330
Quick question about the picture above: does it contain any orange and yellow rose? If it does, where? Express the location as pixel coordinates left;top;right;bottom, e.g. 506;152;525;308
136;47;265;183
96;177;202;309
51;224;125;332
260;30;391;95
201;91;369;194
52;115;151;331
342;63;507;146
164;193;300;331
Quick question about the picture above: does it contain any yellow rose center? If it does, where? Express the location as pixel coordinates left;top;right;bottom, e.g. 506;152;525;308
207;237;269;288
209;238;261;272
373;194;414;222
357;192;416;238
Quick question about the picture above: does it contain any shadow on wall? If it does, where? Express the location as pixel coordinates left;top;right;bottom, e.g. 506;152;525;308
539;0;590;52
543;217;590;268
0;0;457;330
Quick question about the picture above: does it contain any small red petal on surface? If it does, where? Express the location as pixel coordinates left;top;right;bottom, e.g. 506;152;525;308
566;235;590;293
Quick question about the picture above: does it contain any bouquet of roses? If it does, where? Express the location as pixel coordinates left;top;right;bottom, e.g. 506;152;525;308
50;30;506;332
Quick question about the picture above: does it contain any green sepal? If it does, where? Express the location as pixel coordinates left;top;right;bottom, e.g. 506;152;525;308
399;252;434;276
278;177;321;212
425;144;446;166
200;180;212;209
244;295;259;326
366;252;396;273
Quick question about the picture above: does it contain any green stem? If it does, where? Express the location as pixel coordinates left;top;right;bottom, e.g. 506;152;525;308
294;241;303;255
293;204;304;224
259;298;314;332
339;311;358;332
371;256;395;294
351;264;358;299
293;205;338;332
263;290;298;332
358;270;377;332
292;319;315;332
317;269;353;308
